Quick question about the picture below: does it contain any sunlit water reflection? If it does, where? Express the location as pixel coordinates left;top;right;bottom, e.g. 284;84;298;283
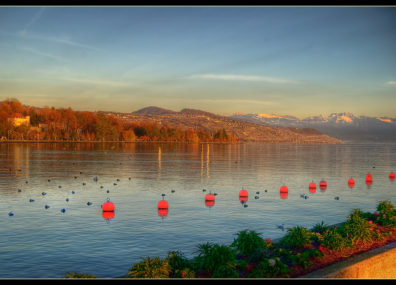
0;142;395;277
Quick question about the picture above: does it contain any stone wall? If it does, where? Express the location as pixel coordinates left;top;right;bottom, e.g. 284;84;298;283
301;241;396;278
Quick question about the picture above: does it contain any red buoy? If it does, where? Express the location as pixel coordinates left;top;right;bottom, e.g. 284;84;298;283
101;201;115;212
308;182;316;192
102;211;115;220
205;193;215;201
157;200;169;209
205;200;215;208
348;178;355;188
280;185;288;193
319;180;327;188
366;173;373;182
389;172;395;180
157;208;168;217
239;189;248;197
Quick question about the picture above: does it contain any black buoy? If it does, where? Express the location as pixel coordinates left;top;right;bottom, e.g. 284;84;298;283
61;208;66;213
87;202;92;206
8;212;14;216
45;205;50;209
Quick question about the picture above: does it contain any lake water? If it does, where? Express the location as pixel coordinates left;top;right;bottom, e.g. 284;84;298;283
0;142;395;278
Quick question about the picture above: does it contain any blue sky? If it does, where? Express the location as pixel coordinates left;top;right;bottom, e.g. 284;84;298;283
0;6;395;118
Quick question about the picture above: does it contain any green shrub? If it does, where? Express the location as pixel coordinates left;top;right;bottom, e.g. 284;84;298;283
126;256;171;278
231;230;266;257
166;250;193;277
63;272;96;278
321;227;347;250
339;209;376;245
193;242;237;277
280;226;313;248
247;257;290;278
311;221;330;235
290;248;322;269
177;268;196;278
211;264;239;278
376;200;396;227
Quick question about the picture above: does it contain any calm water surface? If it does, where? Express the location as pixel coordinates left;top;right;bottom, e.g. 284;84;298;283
0;142;395;278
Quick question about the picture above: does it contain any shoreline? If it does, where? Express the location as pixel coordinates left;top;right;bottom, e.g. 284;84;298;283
0;140;344;145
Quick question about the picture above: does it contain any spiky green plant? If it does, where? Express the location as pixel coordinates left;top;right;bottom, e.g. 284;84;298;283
376;200;396;227
166;251;194;278
280;226;313;248
126;256;171;278
193;242;237;277
321;227;347;250
247;257;290;278
339;209;376;245
63;272;96;278
231;229;266;257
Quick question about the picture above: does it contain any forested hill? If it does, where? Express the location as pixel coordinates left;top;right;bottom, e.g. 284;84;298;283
0;99;342;144
112;107;343;144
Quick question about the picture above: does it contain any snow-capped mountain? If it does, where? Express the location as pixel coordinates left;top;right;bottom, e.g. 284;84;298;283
231;112;396;142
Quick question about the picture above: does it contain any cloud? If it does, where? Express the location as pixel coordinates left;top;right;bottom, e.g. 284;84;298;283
386;81;396;85
18;46;66;62
19;33;104;52
57;76;131;87
198;98;274;105
20;7;46;36
186;74;298;84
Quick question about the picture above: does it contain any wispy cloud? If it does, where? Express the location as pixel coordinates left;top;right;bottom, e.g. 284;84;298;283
386;81;396;85
57;76;131;87
18;46;66;62
20;7;46;36
19;33;104;52
0;29;104;53
198;98;274;105
186;74;298;84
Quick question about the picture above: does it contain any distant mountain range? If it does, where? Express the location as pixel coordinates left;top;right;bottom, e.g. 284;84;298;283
107;106;342;144
231;112;396;142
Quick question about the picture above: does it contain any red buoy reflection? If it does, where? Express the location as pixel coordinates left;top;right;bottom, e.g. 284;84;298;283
366;173;373;184
239;196;248;204
102;211;115;220
280;192;288;199
158;208;168;218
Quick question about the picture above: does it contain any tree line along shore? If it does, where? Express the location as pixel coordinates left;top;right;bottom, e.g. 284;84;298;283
0;99;238;143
